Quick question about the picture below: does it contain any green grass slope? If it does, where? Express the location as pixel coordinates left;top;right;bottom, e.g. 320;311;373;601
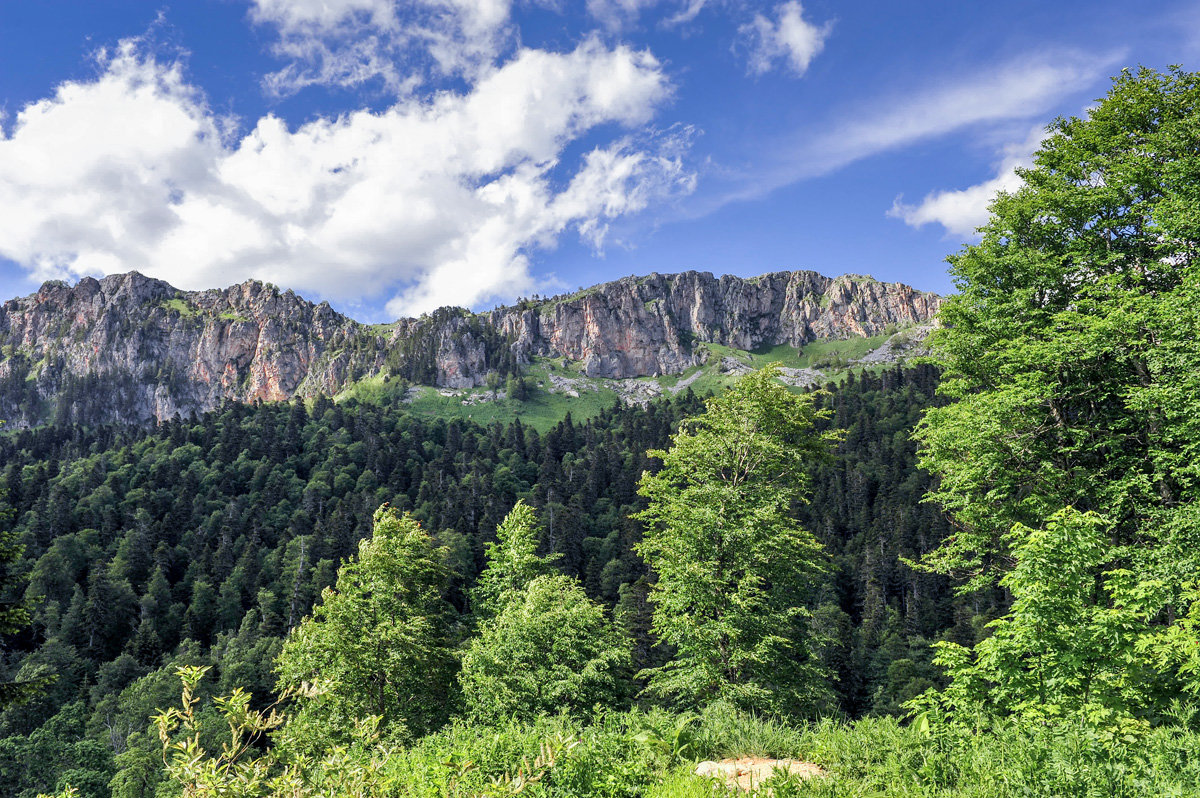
333;334;900;431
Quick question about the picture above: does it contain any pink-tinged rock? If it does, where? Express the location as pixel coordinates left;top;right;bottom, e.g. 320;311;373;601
0;269;940;426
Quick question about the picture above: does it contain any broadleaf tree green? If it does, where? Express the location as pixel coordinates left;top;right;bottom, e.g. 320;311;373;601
914;66;1200;720
461;503;631;721
274;505;457;753
470;499;557;618
926;508;1172;724
459;573;631;723
635;363;837;715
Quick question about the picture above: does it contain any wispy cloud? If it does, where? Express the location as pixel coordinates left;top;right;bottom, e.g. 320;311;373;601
738;2;832;77
586;0;711;31
700;48;1121;212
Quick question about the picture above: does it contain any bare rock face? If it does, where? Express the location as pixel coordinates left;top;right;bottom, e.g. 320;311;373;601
387;310;492;390
488;271;941;378
0;273;381;425
0;269;941;426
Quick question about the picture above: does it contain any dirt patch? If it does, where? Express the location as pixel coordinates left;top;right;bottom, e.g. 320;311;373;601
694;757;824;792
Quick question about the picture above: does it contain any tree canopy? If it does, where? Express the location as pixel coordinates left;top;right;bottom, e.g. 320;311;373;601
0;418;46;709
916;65;1200;721
0;366;960;795
275;506;457;751
459;573;631;722
461;502;630;721
636;364;838;715
470;500;557;619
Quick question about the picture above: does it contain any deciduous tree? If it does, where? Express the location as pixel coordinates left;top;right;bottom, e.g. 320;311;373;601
635;364;837;715
460;573;630;722
470;500;556;618
461;503;630;721
916;66;1200;718
274;505;457;752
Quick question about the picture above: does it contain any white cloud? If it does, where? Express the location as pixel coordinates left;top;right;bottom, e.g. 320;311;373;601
739;2;831;76
585;0;710;31
0;37;690;317
888;126;1047;238
587;0;653;30
553;127;697;249
249;0;514;96
811;57;1096;165
695;48;1119;214
251;0;401;32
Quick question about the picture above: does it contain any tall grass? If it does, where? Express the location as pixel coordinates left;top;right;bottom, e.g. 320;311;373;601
377;705;1200;797
144;678;1200;798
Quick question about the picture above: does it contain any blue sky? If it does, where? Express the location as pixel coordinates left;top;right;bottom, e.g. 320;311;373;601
0;0;1197;321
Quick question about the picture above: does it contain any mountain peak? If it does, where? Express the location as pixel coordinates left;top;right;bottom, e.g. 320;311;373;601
0;269;941;426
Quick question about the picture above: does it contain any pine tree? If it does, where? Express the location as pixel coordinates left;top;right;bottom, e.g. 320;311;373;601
0;421;47;706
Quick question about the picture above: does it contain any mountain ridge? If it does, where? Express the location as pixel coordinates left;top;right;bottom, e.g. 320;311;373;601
0;269;942;426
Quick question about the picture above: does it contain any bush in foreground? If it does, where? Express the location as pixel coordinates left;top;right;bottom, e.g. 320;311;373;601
460;574;632;724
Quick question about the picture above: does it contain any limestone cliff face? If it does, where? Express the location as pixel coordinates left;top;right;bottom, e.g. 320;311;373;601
0;269;941;425
0;273;380;425
488;271;941;378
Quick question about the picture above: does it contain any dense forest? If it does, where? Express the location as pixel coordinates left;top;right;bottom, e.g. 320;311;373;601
5;65;1200;798
0;364;962;797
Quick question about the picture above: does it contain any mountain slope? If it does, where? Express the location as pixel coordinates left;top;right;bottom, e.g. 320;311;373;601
0;269;941;426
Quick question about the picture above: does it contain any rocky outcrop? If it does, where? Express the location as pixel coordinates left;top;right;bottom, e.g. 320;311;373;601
488;271;940;378
0;269;941;426
0;273;380;425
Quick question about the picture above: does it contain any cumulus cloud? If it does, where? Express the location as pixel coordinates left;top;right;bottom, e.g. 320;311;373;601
249;0;514;96
0;37;691;316
888;126;1048;238
739;1;831;76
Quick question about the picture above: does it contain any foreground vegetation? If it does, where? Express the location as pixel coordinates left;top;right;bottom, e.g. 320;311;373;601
148;681;1200;798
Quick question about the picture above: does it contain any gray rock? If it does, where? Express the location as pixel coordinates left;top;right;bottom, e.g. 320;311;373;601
0;269;941;426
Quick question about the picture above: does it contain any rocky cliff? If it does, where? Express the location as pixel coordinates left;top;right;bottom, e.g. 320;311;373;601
490;271;939;378
0;269;941;426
